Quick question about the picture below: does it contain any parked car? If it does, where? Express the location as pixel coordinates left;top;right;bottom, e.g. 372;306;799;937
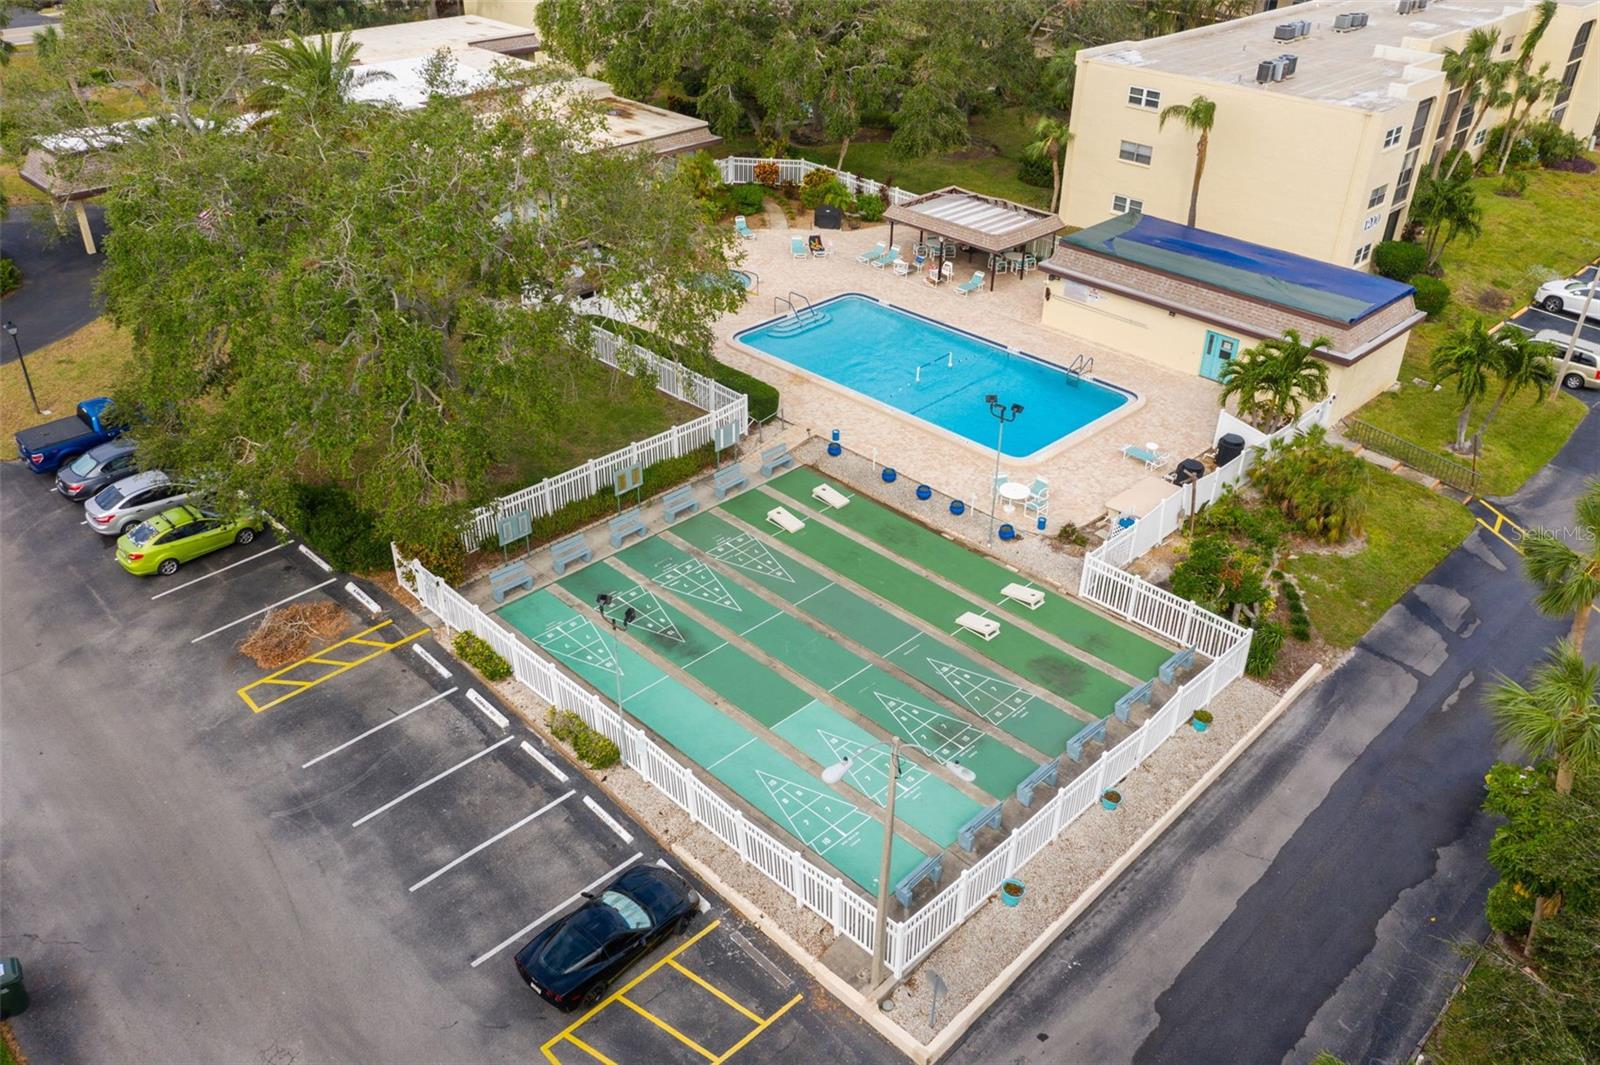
15;397;125;474
114;505;266;576
54;440;138;501
84;471;193;536
1532;329;1600;391
1534;277;1599;319
514;864;700;1011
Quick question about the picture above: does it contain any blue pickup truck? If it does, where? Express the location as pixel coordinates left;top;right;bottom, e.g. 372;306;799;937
15;397;125;474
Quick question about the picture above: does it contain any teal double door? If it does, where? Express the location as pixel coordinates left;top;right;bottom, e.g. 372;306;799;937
1199;330;1239;382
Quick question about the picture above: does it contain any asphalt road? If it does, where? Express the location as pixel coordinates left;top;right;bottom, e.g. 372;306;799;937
0;205;107;359
948;390;1599;1065
0;463;896;1065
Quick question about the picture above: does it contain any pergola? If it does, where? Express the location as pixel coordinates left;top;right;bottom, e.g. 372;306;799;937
883;186;1065;290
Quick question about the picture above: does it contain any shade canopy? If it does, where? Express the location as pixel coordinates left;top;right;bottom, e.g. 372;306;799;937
883;186;1064;256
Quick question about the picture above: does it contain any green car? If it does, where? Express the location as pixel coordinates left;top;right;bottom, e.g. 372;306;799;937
115;505;266;577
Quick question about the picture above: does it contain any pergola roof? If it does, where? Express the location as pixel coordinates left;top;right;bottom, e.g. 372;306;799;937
883;186;1064;255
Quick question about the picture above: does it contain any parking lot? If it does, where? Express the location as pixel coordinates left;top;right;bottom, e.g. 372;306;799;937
1506;258;1600;352
0;462;895;1064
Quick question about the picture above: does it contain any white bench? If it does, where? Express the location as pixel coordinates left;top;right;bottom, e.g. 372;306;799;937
766;506;806;534
811;483;850;509
1002;583;1045;610
956;612;1000;641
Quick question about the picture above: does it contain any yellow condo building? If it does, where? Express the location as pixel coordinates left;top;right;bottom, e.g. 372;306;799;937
1059;0;1600;267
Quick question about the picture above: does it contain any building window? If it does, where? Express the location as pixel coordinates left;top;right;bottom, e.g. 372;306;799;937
1437;89;1461;137
1112;194;1144;214
1368;184;1387;208
1395;148;1420;202
1473;128;1488;147
1119;140;1154;165
1501;35;1515;54
1456;99;1475;132
1408;97;1434;150
1353;244;1372;266
1552;104;1567;126
1571;19;1593;61
1383;125;1403;149
1127;86;1161;109
1556;58;1580;105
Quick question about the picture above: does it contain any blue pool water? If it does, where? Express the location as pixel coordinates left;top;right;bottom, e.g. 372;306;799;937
735;294;1131;458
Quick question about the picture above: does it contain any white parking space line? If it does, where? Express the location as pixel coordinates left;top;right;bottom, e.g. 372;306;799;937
150;540;293;600
409;790;576;893
520;740;569;783
413;644;452;679
351;735;515;828
189;579;338;643
301;688;458;769
582;795;634;844
470;852;643;968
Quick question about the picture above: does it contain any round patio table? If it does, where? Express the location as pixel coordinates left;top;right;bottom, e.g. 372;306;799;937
998;480;1030;514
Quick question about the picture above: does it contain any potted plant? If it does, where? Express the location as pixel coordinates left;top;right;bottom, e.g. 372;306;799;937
1191;709;1214;733
1000;878;1025;907
1101;789;1121;811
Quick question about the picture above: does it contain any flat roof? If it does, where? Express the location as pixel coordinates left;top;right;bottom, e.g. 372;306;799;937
1062;213;1414;324
336;15;537;64
1082;0;1576;114
883;187;1063;254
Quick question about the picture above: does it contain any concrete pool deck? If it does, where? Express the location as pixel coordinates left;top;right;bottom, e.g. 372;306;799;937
715;223;1222;527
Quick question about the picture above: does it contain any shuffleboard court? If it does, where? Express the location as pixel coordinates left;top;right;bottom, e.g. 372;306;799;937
668;513;1091;757
554;559;984;847
497;589;926;892
617;534;1035;806
767;467;1172;678
715;494;1134;720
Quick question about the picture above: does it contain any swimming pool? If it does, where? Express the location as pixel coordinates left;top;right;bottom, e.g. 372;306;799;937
734;294;1134;458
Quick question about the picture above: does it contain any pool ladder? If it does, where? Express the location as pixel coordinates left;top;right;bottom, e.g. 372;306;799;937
769;291;829;336
1066;353;1094;383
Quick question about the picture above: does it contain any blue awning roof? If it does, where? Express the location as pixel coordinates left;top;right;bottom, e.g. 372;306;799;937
1064;214;1414;325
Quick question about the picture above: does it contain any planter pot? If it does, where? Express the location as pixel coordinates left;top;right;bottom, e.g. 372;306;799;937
1191;718;1209;733
1000;878;1025;907
998;523;1016;541
882;467;897;483
916;484;933;501
827;442;842;457
1100;793;1121;811
950;500;966;516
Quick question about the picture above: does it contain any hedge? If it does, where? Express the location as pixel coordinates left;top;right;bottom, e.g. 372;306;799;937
1409;275;1450;318
517;443;718;550
728;183;765;215
453;631;512;681
1373;240;1427;282
547;708;621;769
292;482;391;573
597;317;780;422
855;193;885;222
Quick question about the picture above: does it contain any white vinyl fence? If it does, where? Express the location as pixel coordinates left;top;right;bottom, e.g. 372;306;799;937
1088;399;1335;570
716;157;923;207
461;326;748;550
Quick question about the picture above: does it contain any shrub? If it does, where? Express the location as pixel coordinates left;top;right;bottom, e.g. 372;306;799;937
855;192;885;222
1290;617;1312;642
1055;522;1088;547
1246;620;1285;677
1249;425;1369;543
800;167;835;192
524;444;718;549
1373;240;1428;282
729;183;765;215
1525;119;1586;166
1170;532;1271;619
546;708;622;770
453;631;512;681
1495;171;1529;198
752;160;781;187
292;483;391;573
778;180;800;200
0;255;20;296
1193;488;1289;555
1016;153;1053;189
707;361;780;422
1409;275;1450;318
801;177;852;211
402;535;467;585
1481;124;1539;171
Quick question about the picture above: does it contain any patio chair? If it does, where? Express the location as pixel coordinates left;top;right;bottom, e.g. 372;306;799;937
856;241;887;265
873;247;901;271
734;215;756;240
955;271;985;294
895;252;920;277
808;234;828;257
940;260;955;280
1023;253;1038;271
992;256;1010;275
993;471;1010;495
790;236;807;259
1121;442;1170;471
1025;476;1049;517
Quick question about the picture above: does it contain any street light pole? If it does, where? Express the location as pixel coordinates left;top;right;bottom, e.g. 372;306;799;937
4;321;42;416
1550;276;1597;398
984;394;1023;546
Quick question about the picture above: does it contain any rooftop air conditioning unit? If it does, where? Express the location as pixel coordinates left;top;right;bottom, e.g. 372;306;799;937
1278;53;1299;78
1274;22;1298;40
1416;0;1428;8
1335;12;1354;29
1354;12;1369;26
1397;0;1414;13
1257;58;1279;83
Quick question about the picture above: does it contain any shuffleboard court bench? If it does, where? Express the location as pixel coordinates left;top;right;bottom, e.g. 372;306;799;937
662;485;700;523
1066;719;1108;762
956;611;1000;641
811;482;849;509
550;534;592;576
760;442;794;477
766;506;805;534
1114;678;1155;722
1001;582;1045;610
713;464;748;500
488;560;534;603
609;508;648;548
892;853;943;908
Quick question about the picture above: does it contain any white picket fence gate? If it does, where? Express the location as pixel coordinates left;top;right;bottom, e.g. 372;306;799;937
716;156;923;207
461;326;748;550
1088;398;1336;570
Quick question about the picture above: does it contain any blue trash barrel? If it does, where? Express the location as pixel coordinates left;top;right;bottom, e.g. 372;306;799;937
916;484;932;500
998;523;1015;541
827;442;842;457
882;467;897;483
950;500;966;515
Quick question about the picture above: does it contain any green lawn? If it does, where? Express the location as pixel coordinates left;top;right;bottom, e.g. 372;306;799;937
1290;468;1476;647
718;107;1051;208
1355;157;1598;495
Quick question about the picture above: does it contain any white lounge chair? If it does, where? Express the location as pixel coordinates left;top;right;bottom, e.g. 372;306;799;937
1002;583;1045;611
956;612;1001;641
811;483;849;509
790;236;807;259
1122;442;1169;471
873;247;902;271
855;241;886;265
766;506;806;534
955;271;984;294
734;216;755;240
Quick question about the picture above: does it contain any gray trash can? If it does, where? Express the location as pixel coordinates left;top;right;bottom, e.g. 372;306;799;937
0;956;26;1019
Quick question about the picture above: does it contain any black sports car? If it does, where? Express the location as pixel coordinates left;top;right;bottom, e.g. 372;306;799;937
514;864;701;1010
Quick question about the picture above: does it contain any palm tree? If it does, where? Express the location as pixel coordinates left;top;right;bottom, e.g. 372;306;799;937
1411;164;1482;271
1159;94;1216;228
1523;479;1600;649
1497;63;1559;174
1430;317;1499;452
1428;30;1498;178
1426;46;1478;179
1023;115;1073;214
1489;640;1600;796
246;30;393;114
1449;57;1514;178
1218;328;1332;431
1469;330;1557;451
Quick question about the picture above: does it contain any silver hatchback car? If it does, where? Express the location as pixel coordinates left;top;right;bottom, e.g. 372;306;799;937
84;470;192;536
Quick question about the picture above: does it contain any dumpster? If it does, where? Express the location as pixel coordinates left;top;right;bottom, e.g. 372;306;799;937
0;956;27;1019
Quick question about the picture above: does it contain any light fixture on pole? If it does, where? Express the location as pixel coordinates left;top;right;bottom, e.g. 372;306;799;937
818;737;976;996
3;321;43;416
983;393;1023;545
594;592;637;712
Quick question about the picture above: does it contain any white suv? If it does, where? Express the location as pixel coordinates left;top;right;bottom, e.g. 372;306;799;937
1534;277;1598;319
